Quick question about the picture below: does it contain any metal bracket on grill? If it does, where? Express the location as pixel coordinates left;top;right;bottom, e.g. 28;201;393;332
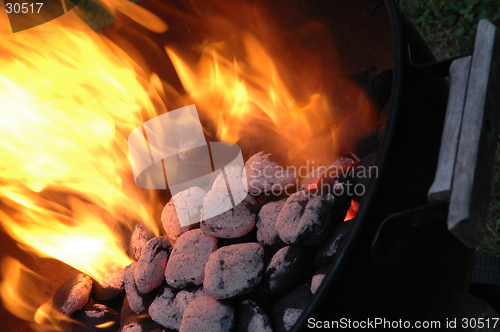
428;19;500;248
372;202;450;260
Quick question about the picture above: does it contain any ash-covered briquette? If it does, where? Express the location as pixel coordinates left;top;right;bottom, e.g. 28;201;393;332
165;229;217;288
311;267;328;295
314;219;352;269
118;314;170;332
200;189;257;239
244;151;296;195
264;246;313;295
92;267;125;302
179;296;235;332
212;165;247;193
149;285;205;331
275;191;336;246
123;263;156;314
128;223;152;261
256;199;287;251
162;187;206;242
74;303;120;332
53;273;92;316
134;237;170;294
204;243;264;300
300;157;354;191
271;284;314;332
235;300;274;332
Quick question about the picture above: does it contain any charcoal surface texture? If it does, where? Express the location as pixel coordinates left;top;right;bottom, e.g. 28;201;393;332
311;267;328;295
149;286;205;330
300;157;354;190
275;191;336;246
256;199;287;251
314;219;353;269
92;267;125;302
128;223;152;261
134;236;170;294
162;187;205;242
204;243;264;299
264;246;313;294
179;296;235;332
200;189;257;239
118;314;170;332
271;284;314;332
75;303;120;332
124;263;156;314
53;273;92;316
235;300;274;332
165;229;217;288
212;165;246;193
244;152;296;195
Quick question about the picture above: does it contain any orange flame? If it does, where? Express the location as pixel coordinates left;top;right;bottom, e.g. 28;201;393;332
0;2;169;281
0;0;361;329
167;34;332;159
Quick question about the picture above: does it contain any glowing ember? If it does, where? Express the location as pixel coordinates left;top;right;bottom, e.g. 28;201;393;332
344;199;359;221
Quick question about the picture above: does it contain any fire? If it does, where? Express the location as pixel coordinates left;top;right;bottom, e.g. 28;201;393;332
0;0;360;329
344;199;359;221
0;2;169;281
167;36;332;159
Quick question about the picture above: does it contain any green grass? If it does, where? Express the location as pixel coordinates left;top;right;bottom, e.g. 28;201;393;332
397;0;500;60
396;0;500;254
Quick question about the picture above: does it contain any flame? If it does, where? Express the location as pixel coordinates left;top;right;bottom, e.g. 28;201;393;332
0;0;363;329
344;199;359;221
0;257;38;322
0;1;170;281
165;17;334;159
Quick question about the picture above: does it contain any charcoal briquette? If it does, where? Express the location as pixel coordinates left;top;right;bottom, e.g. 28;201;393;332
314;219;353;269
53;273;92;316
149;286;205;330
311;267;329;295
179;296;235;332
271;284;313;332
162;187;206;242
244;152;296;196
256;199;287;251
134;237;170;294
235;300;273;332
92;267;125;302
200;189;257;239
123;263;156;314
128;223;152;261
275;191;336;246
118;314;171;332
264;246;314;294
75;303;120;332
165;229;217;288
204;243;264;300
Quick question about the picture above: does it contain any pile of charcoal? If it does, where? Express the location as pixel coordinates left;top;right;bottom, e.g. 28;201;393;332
48;68;392;332
49;150;357;332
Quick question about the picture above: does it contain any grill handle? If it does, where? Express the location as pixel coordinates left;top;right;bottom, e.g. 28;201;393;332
428;19;500;248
